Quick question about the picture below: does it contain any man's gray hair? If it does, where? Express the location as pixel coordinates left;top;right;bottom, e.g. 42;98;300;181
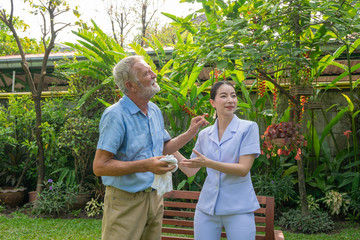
113;55;143;95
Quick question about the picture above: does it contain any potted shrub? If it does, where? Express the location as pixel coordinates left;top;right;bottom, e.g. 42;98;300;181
261;121;307;160
0;100;31;207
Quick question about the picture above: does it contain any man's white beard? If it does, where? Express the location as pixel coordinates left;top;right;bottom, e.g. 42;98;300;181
139;81;160;99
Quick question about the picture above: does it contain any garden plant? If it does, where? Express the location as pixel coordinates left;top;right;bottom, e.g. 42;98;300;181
0;0;359;238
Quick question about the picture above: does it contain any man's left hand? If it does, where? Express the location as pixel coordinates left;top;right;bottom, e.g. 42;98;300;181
187;115;209;137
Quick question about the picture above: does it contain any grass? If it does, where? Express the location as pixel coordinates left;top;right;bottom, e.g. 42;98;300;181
0;212;359;240
281;222;360;240
0;212;101;240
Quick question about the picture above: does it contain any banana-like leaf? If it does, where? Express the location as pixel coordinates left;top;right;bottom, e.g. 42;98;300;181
161;12;181;23
152;35;166;58
342;93;354;112
197;79;212;95
283;165;298;177
158;59;174;77
76;77;113;109
353;109;360;120
190;85;197;107
187;62;205;91
97;98;112;108
319;107;349;146
129;42;157;72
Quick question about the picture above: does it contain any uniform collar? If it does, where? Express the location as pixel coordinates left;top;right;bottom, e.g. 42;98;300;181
208;115;239;145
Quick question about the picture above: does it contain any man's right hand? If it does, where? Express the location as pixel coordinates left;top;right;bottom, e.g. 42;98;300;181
147;156;176;175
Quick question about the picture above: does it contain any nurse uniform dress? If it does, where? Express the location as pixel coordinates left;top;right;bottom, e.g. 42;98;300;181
190;115;261;240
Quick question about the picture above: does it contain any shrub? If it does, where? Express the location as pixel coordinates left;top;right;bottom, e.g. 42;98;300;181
252;174;296;206
34;179;78;217
348;188;360;221
278;209;334;234
85;197;103;217
321;190;351;216
296;195;320;212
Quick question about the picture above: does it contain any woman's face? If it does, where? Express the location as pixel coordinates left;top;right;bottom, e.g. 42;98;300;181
210;84;237;117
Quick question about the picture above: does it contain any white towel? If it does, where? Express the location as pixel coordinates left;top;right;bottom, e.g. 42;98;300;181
151;155;178;196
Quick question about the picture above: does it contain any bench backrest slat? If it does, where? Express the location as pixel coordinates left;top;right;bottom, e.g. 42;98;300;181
162;190;275;240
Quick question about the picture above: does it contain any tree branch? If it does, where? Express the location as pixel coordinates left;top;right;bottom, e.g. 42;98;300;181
256;68;299;108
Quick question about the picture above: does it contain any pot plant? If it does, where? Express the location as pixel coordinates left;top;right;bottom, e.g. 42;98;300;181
0;131;27;208
261;121;307;160
0;99;34;207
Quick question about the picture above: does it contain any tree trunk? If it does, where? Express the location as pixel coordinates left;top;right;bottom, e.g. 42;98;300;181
295;94;309;216
33;93;45;194
141;3;147;47
120;13;124;47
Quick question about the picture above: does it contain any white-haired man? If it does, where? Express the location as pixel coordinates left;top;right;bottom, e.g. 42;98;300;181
93;55;208;240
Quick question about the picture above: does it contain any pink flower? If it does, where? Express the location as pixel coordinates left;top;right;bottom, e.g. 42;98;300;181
344;130;352;138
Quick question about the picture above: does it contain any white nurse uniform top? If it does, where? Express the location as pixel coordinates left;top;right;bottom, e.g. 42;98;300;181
191;115;261;216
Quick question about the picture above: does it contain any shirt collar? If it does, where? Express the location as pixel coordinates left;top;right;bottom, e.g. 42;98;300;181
122;95;152;117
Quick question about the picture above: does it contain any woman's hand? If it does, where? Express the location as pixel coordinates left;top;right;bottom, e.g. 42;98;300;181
180;149;210;168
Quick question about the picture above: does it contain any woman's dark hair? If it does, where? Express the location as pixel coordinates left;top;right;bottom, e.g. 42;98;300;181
210;81;235;100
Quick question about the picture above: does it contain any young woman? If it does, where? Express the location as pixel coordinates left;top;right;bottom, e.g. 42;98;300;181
181;81;261;240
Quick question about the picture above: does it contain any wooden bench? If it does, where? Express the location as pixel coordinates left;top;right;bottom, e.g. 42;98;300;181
162;190;284;240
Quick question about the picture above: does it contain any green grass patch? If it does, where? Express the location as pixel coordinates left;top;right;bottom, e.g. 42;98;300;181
282;222;360;240
0;215;101;240
0;214;359;240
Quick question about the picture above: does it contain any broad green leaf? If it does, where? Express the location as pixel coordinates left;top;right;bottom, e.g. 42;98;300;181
283;165;298;177
187;62;204;91
280;107;290;122
161;12;181;22
353;110;360;120
197;79;212;95
342;93;354;112
319;107;349;146
97;98;112;108
190;85;197;107
349;38;360;54
352;173;360;192
76;77;113;109
333;45;347;59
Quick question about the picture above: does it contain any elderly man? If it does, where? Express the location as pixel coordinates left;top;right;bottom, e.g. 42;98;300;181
93;55;208;240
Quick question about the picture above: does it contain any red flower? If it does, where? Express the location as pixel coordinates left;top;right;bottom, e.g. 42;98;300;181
261;121;306;160
294;148;302;160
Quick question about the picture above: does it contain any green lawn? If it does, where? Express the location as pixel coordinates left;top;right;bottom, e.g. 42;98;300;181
0;213;359;240
281;222;360;240
0;214;101;240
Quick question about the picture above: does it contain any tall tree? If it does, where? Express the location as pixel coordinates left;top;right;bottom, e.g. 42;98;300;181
166;0;360;217
0;0;79;195
0;17;42;56
103;0;162;47
104;0;134;47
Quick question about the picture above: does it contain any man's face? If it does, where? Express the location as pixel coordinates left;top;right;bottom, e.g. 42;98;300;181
133;60;160;99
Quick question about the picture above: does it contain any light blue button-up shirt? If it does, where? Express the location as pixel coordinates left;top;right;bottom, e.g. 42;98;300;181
191;115;260;215
97;95;171;193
